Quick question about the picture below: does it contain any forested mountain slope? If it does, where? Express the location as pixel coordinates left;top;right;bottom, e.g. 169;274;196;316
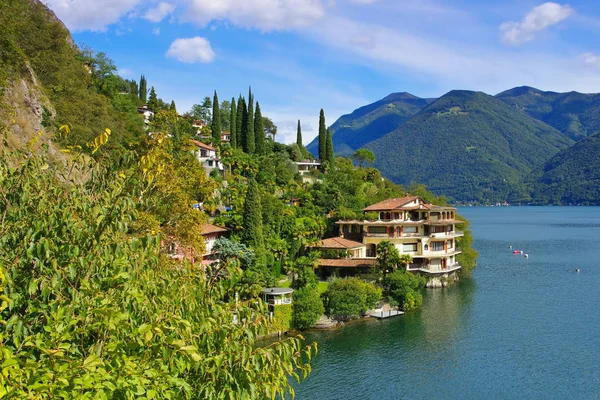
529;131;600;205
306;92;433;156
496;86;600;141
365;90;574;203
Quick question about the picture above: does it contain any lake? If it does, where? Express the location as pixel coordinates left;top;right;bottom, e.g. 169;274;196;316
294;207;600;399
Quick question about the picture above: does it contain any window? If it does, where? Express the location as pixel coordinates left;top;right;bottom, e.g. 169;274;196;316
342;225;349;233
369;226;387;234
403;243;417;252
404;226;417;233
431;241;444;251
431;226;446;233
207;160;213;167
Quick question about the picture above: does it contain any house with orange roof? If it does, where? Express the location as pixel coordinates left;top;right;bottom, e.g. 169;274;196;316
314;196;463;285
191;140;223;175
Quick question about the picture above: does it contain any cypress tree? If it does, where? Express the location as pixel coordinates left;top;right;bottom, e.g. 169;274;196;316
241;179;264;251
236;96;244;149
211;91;221;145
326;127;335;167
318;109;326;162
230;97;237;148
148;86;158;111
170;100;176;113
296;119;302;147
245;88;255;154
139;75;147;103
254;102;265;155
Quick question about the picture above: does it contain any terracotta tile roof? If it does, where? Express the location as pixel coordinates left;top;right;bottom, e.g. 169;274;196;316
363;196;421;211
317;258;377;268
201;223;228;235
190;140;215;151
314;237;365;249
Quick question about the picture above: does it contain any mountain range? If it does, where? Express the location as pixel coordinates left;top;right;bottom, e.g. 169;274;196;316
308;87;600;204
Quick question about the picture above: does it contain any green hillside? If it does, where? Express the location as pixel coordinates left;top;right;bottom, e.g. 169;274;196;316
496;86;600;141
306;92;432;156
365;90;574;203
529;132;600;204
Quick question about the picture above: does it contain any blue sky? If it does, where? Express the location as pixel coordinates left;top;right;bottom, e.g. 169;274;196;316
45;0;600;144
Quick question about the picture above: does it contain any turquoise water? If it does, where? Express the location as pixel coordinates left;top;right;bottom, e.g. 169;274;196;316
295;207;600;399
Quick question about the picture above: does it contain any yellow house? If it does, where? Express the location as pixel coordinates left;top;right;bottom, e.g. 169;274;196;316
316;196;463;283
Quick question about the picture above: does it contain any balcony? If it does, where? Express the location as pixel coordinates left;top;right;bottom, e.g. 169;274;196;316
428;231;464;239
408;262;462;274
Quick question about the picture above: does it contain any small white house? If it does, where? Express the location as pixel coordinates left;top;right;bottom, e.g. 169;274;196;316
137;105;154;124
294;160;321;176
191;140;223;175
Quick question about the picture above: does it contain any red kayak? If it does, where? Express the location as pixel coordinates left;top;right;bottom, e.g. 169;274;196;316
512;250;521;254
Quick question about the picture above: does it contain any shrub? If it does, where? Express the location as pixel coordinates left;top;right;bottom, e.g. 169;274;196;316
293;287;325;330
323;278;381;320
385;270;426;311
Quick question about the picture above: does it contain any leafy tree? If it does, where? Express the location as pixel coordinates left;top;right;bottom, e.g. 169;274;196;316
326;127;334;166
384;270;426;311
245;88;255;154
263;117;277;143
212;90;221;145
220;99;231;132
148;86;158;111
318;109;326;162
0;144;315;398
139;74;147;103
323;278;381;320
376;240;401;276
353;148;376;168
291;255;318;290
236;96;244;149
230;97;237;148
209;237;255;270
293;287;324;330
241;179;264;251
254;102;265;155
296;119;303;147
190;96;212;124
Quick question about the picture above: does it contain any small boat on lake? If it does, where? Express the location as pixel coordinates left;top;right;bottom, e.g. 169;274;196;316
512;250;521;254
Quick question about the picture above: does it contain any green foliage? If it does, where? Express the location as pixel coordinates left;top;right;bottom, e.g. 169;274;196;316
245;89;255;154
254;102;265;155
497;86;600;141
293;287;324;330
318;109;326;162
0;146;315;399
384;270;426;311
323;278;382;320
190;97;212;124
326;127;334;166
455;216;479;277
353;148;376;167
297;119;303;147
291;255;318;290
241;179;264;251
530;132;600;205
236;96;244;148
139;74;147;103
148;86;158;112
376;241;402;274
212;90;221;145
272;304;293;334
230;97;237;148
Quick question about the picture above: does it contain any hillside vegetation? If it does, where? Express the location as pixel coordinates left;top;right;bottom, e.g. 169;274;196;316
365;90;574;203
306;92;432;156
530;132;600;205
497;86;600;141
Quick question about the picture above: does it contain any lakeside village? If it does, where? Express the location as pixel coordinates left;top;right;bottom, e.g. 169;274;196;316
142;104;472;334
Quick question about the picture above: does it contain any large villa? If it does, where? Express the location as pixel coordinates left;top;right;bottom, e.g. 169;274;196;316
315;196;463;286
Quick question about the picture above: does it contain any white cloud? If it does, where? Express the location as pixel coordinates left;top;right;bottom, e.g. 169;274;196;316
152;27;161;35
349;0;379;4
581;52;600;70
183;0;326;31
166;37;216;63
500;2;574;45
44;0;140;31
143;2;175;22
